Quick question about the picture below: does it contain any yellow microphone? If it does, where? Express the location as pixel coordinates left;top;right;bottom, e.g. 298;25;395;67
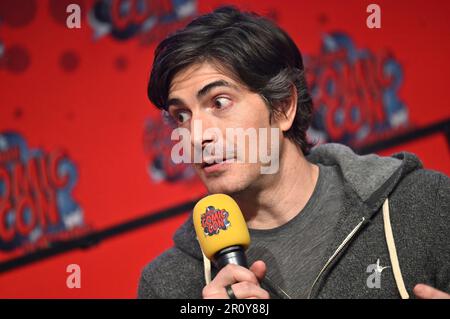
193;194;250;269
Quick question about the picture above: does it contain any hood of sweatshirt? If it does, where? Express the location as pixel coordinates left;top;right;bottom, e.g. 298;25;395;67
172;142;423;263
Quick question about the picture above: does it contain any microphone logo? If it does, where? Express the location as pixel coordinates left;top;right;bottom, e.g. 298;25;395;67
200;206;231;236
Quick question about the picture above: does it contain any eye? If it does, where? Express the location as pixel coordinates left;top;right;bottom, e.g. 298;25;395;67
174;110;191;124
214;97;232;109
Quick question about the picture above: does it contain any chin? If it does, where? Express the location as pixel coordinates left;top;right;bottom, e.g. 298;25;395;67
195;163;260;195
202;174;250;195
204;181;241;195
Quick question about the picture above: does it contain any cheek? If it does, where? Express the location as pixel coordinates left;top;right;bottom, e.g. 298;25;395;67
242;105;271;129
230;95;271;127
220;118;272;164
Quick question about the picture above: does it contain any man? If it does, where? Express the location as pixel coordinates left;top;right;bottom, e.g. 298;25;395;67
138;6;449;299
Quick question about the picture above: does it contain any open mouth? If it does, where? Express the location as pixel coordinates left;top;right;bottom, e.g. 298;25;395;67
200;158;235;172
201;162;214;169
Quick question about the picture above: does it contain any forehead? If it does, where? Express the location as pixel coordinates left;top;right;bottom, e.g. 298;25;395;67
168;62;242;98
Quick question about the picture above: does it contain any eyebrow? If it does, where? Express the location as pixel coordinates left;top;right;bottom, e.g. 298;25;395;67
197;80;236;99
166;80;238;110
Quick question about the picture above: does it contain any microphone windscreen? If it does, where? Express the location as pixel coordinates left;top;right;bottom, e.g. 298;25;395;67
193;194;250;260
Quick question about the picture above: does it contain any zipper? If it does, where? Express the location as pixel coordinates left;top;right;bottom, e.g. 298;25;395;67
263;275;292;299
307;216;366;299
262;216;367;299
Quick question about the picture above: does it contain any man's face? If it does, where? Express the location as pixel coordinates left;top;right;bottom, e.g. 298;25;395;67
167;62;280;194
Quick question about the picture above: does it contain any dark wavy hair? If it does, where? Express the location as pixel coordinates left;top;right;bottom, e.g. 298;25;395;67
147;6;314;154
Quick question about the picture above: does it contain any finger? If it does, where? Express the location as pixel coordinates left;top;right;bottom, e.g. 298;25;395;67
230;281;270;299
210;264;259;288
413;284;450;299
249;260;267;282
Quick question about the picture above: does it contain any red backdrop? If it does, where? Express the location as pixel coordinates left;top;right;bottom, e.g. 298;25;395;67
0;0;449;298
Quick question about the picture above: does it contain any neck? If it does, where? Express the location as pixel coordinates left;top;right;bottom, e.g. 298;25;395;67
233;140;319;230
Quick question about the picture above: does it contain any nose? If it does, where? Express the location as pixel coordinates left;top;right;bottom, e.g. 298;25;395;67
190;111;219;156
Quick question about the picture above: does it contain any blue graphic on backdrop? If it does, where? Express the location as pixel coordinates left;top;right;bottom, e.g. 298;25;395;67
88;0;197;44
305;32;409;146
143;115;195;183
0;132;86;252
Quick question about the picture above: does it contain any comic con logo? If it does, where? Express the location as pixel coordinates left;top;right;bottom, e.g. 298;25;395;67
88;0;197;44
143;116;195;183
201;206;231;236
306;32;409;146
0;132;86;252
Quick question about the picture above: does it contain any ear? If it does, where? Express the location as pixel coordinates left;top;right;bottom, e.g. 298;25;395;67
275;85;298;133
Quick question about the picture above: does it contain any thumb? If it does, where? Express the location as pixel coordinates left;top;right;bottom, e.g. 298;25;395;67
414;284;450;299
249;260;267;282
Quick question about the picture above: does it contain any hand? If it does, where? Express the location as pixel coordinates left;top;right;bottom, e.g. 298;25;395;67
413;284;450;299
202;260;270;299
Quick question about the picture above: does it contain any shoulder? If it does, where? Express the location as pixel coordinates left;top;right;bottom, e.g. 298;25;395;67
137;247;205;299
387;168;449;289
393;168;448;207
388;168;449;248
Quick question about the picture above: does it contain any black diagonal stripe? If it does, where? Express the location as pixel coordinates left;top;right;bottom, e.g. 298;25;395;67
0;198;202;274
354;118;450;155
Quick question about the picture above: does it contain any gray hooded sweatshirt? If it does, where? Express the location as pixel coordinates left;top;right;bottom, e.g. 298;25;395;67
137;143;449;299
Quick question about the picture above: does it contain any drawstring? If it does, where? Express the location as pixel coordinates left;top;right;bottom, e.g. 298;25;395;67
382;197;410;299
199;240;212;285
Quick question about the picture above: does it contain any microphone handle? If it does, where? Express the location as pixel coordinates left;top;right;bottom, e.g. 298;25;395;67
214;245;248;269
